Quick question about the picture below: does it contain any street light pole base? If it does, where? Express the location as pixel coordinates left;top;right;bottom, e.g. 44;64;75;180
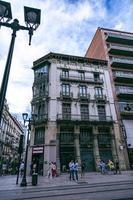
20;178;27;187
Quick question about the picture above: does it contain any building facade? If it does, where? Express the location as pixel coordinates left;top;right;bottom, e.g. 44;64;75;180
29;52;126;175
0;100;24;172
85;27;133;169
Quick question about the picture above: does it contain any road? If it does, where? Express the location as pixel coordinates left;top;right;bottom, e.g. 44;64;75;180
0;180;133;200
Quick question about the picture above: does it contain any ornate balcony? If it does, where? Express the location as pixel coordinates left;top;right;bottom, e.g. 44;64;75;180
78;93;90;101
60;91;73;100
94;94;107;102
60;74;103;84
33;114;48;124
57;114;113;125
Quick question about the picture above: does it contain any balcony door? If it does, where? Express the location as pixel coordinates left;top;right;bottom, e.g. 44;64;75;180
97;105;106;120
62;103;71;120
80;104;89;120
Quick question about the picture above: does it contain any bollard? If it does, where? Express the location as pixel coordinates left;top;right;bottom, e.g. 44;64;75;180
32;173;38;186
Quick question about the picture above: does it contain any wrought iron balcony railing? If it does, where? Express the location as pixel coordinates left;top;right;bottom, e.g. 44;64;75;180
33;114;48;123
60;91;73;99
57;114;113;122
33;91;49;99
78;93;90;100
60;74;103;84
94;94;107;102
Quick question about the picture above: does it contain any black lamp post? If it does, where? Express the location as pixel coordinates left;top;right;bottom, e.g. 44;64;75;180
20;112;31;187
0;0;41;124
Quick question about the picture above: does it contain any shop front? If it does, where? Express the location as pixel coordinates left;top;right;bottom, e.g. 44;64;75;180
32;146;44;175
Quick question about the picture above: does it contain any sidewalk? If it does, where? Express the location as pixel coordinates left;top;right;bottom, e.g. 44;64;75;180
0;171;133;191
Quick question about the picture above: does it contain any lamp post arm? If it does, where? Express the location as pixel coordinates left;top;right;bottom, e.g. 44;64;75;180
0;20;34;31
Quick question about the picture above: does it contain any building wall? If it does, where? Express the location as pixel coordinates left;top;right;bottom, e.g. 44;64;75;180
0;100;23;174
85;27;133;169
85;28;107;60
30;53;127;176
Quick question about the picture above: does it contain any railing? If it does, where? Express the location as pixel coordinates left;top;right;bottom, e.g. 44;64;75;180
114;71;133;78
33;91;48;99
109;44;133;51
78;93;90;100
33;114;48;122
60;91;73;99
111;57;133;64
109;44;133;52
60;74;103;84
119;103;133;113
106;33;133;41
116;87;133;95
94;94;107;101
57;114;112;122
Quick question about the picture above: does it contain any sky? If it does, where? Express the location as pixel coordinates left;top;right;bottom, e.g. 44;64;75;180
0;0;133;120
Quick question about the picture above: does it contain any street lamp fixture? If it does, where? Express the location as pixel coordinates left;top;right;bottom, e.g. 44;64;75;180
20;112;31;187
0;0;41;125
0;1;12;22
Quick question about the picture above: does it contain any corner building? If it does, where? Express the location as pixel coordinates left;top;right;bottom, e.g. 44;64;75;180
29;52;126;175
85;27;133;169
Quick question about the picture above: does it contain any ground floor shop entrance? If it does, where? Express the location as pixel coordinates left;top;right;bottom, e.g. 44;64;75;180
60;146;75;172
59;125;115;172
32;146;44;175
59;126;75;172
80;148;95;171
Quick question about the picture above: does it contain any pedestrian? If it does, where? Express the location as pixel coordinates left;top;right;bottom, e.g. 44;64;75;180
115;161;121;174
33;163;37;173
51;162;57;178
74;160;78;182
108;159;115;174
2;163;7;176
100;160;107;174
20;161;24;177
47;162;52;178
30;162;33;176
69;160;74;181
81;161;86;178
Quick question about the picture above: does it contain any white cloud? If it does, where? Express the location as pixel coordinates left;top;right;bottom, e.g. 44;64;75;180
0;0;133;118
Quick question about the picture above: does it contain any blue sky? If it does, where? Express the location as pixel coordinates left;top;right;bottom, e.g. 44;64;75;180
0;0;133;119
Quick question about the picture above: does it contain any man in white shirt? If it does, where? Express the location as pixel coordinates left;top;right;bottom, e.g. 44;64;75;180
69;160;74;180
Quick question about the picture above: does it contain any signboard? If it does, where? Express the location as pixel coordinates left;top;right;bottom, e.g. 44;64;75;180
32;146;44;154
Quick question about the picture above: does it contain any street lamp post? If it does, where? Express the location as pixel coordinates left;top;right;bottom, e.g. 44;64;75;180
20;112;31;187
0;0;41;124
